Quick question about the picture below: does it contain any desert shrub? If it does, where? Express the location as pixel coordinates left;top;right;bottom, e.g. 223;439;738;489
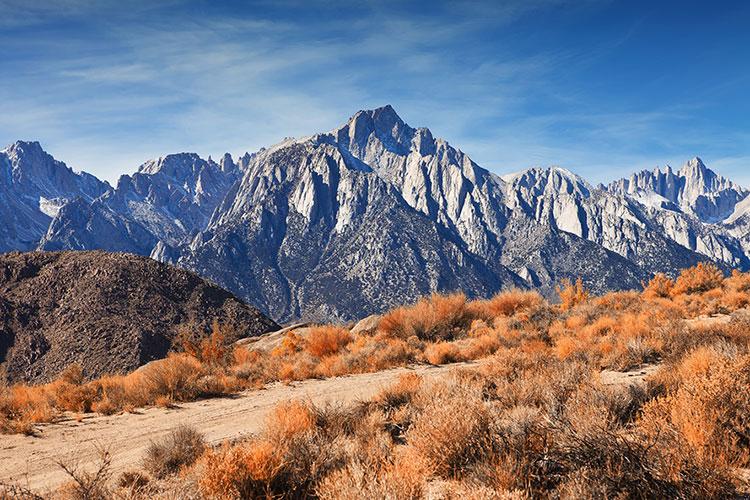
54;447;113;500
535;383;736;499
117;469;150;491
640;354;750;468
178;320;233;366
305;326;352;358
424;342;463;365
199;441;281;499
315;460;405;500
199;399;345;499
469;290;544;320
139;353;206;402
50;381;98;414
557;278;589;311
405;383;493;477
265;400;317;444
143;425;206;478
379;293;472;341
461;332;503;359
643;273;674;299
671;262;724;296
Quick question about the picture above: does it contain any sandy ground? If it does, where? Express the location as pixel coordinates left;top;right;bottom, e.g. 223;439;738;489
599;363;661;387
0;362;476;493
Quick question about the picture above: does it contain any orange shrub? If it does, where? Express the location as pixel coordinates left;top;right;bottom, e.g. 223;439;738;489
720;289;750;311
424;342;463;365
233;346;262;366
405;394;492;477
469;290;544;319
266;400;316;443
49;380;97;413
180;320;232;366
272;331;305;357
461;334;502;359
586;315;618;338
199;441;284;499
640;354;750;468
379;293;472;341
671;263;724;296
139;353;206;402
643;273;674;299
555;336;578;360
305;326;352;358
557;278;589;311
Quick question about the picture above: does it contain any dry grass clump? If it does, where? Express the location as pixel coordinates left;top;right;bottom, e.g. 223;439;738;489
143;425;206;479
198;400;343;499
405;389;492;477
469;289;544;320
643;273;674;299
379;292;473;341
424;341;464;365
640;354;750;470
304;326;352;358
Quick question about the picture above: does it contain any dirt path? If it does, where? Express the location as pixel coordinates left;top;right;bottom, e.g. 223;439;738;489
0;362;476;493
600;363;661;388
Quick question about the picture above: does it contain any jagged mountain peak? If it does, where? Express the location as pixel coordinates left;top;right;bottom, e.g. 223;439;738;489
4;139;45;156
607;157;747;222
137;152;209;177
1;140;108;195
349;104;406;129
681;156;707;172
220;152;235;173
503;166;592;198
334;104;416;158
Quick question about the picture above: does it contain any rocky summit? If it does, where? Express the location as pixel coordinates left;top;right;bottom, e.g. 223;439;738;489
0;251;278;383
2;106;750;322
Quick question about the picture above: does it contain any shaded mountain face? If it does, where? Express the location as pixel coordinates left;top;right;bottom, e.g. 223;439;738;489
0;251;278;384
38;152;242;258
1;106;749;323
0;141;109;252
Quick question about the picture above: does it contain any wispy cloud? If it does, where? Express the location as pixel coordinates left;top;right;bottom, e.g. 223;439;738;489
0;0;748;186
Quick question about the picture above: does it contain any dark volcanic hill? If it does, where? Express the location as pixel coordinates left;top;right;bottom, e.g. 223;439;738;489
0;251;278;383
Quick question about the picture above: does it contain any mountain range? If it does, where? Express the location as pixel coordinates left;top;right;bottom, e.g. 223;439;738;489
2;105;749;322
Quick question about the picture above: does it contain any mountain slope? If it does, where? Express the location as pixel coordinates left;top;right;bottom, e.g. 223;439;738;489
0;251;278;383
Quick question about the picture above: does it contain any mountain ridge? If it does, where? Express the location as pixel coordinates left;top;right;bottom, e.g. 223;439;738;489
1;105;749;322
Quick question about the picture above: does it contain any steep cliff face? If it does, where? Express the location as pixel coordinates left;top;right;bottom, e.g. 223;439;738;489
324;105;510;259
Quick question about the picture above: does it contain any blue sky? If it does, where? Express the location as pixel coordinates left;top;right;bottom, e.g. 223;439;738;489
1;0;748;185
